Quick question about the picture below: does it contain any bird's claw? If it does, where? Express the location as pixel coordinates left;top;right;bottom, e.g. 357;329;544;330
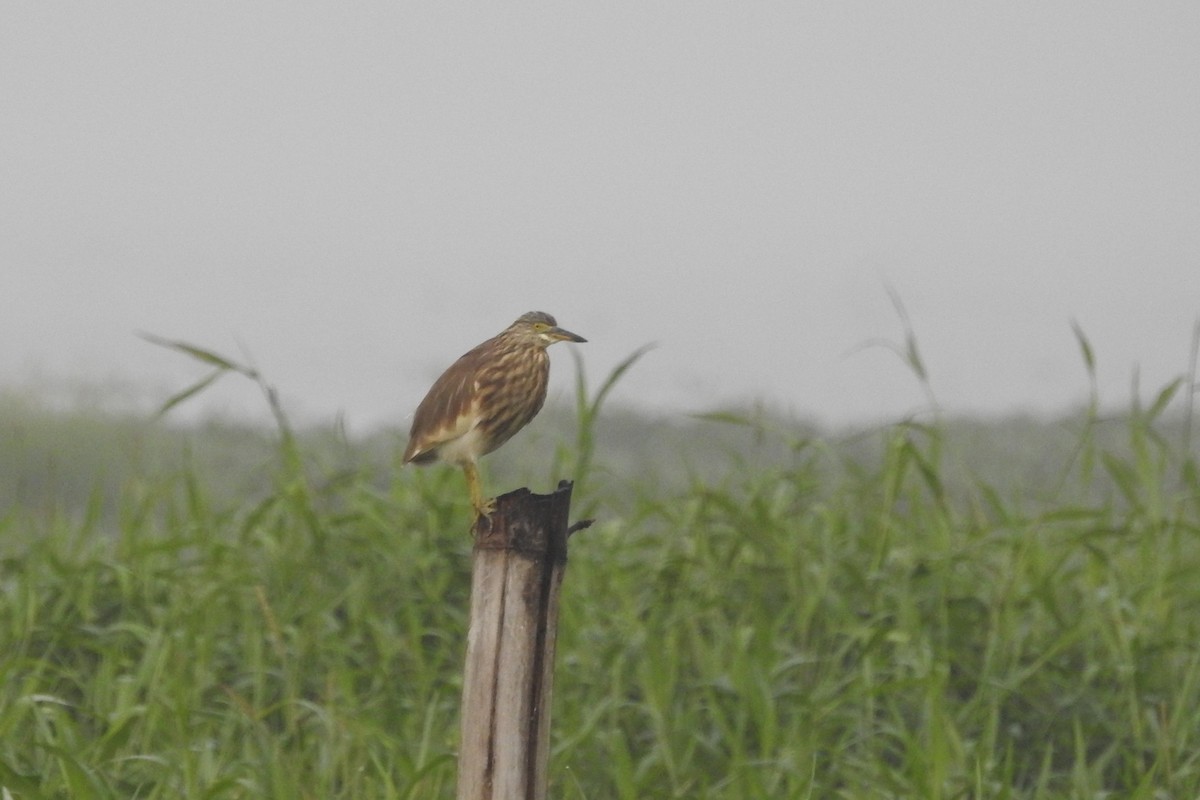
472;497;497;521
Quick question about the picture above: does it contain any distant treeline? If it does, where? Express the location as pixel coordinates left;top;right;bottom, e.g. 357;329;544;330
2;387;1194;528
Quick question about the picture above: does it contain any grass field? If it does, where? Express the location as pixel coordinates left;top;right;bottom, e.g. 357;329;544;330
2;353;1199;798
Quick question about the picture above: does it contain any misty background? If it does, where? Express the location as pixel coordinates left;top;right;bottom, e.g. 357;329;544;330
3;4;1198;433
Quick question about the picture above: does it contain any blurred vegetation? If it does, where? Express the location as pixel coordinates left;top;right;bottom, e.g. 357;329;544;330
3;381;1195;528
1;345;1199;797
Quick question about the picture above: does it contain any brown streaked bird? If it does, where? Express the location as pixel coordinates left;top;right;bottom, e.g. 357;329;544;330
403;311;586;518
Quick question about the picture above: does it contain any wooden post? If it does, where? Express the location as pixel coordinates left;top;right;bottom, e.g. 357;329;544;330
456;480;589;800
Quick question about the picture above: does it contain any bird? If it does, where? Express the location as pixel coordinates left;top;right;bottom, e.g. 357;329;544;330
403;311;586;519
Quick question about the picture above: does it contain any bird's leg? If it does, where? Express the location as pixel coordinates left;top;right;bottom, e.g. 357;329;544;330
461;461;495;519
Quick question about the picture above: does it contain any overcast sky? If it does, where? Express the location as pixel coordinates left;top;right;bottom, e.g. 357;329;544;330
3;4;1198;431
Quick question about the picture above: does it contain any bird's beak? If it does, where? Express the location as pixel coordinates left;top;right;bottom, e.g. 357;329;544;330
550;326;586;343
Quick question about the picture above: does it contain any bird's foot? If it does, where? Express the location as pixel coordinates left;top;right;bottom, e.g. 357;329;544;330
472;496;496;521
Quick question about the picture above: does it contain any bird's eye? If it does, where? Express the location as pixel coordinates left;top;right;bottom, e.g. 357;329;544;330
533;323;548;332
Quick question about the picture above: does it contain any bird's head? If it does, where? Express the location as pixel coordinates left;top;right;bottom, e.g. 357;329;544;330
509;311;587;348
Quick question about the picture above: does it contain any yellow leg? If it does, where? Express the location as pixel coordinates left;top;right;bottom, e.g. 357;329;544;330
461;461;495;519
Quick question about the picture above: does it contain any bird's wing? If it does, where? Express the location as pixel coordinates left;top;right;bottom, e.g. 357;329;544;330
403;346;487;464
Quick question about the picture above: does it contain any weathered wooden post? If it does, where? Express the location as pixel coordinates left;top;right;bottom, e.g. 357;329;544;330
456;480;590;800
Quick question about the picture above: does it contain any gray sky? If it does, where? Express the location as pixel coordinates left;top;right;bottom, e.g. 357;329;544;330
3;4;1198;430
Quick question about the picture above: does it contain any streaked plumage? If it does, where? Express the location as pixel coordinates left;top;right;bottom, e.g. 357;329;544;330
403;311;586;517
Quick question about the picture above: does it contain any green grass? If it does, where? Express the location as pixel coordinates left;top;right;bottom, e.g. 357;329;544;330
2;360;1200;797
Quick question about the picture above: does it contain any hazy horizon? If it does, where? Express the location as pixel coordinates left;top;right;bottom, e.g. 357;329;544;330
4;5;1198;432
